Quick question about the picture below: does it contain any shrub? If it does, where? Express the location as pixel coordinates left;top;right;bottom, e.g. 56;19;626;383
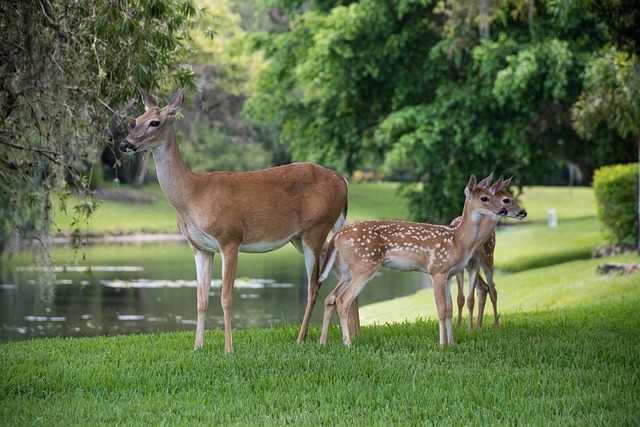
592;163;639;247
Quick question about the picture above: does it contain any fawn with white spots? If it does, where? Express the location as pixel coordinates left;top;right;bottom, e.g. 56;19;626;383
319;175;507;347
120;89;348;353
451;176;527;330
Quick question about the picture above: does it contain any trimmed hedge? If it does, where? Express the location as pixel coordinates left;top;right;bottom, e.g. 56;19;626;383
592;163;639;247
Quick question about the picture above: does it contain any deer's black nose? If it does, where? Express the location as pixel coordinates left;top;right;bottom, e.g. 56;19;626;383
119;140;134;152
518;209;527;219
499;208;508;216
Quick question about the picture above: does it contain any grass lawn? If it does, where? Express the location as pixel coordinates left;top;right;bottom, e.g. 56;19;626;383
3;182;639;424
2;271;638;425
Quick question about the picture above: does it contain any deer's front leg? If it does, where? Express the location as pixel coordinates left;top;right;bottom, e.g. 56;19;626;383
220;246;239;353
466;267;480;330
445;277;454;343
194;250;213;351
348;297;361;337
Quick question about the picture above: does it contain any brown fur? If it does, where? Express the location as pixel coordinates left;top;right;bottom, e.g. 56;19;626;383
121;89;348;352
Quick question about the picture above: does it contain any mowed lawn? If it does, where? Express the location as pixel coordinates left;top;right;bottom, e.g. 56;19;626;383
4;181;638;425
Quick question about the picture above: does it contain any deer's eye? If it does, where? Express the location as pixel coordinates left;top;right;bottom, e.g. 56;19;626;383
480;196;489;202
149;120;160;127
502;198;511;204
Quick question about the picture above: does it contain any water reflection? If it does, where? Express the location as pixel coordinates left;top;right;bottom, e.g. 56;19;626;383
0;241;426;343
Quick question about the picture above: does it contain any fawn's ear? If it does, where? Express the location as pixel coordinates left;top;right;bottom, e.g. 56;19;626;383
465;174;477;197
166;89;185;118
138;87;159;111
489;176;503;195
477;173;493;188
500;176;513;191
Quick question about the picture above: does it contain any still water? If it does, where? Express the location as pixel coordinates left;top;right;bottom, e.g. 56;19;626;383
0;241;427;343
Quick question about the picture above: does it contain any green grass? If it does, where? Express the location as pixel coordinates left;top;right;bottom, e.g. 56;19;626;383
4;183;640;424
54;185;178;235
2;288;638;425
345;182;408;221
517;185;596;222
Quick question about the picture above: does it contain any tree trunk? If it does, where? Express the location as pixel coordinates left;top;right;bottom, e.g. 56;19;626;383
479;0;490;39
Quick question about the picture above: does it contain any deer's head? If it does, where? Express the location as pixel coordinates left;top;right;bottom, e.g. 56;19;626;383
494;176;527;220
120;88;184;154
464;174;508;221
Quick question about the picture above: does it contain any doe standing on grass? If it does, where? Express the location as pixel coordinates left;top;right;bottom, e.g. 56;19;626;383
119;88;348;353
319;175;507;347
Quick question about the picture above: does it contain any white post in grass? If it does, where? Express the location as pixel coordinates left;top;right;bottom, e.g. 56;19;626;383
547;209;558;228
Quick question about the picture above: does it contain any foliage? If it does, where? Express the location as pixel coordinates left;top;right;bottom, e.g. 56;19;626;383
593;163;639;247
247;0;637;223
2;292;639;425
568;0;640;253
178;121;272;173
0;0;200;264
246;0;444;174
171;0;283;173
571;48;640;143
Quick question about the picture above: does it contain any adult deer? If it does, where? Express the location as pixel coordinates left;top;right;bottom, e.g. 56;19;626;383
452;177;527;329
119;89;348;353
319;175;507;347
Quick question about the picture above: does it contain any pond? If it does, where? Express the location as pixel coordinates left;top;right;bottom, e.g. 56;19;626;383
0;241;427;343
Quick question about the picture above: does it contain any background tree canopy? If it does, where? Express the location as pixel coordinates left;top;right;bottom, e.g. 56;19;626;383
1;0;638;262
246;0;637;223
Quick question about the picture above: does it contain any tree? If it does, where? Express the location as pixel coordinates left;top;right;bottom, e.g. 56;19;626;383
569;0;640;253
176;0;277;173
246;0;444;174
248;0;635;223
0;0;200;278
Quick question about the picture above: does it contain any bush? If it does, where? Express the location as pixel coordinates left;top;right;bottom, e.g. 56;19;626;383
593;163;639;247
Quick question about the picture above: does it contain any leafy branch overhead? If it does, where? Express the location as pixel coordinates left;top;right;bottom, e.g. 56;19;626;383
0;0;201;260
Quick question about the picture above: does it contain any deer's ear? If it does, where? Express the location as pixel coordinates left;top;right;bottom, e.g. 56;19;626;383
500;176;513;191
138;87;158;111
489;176;503;195
477;173;493;188
167;89;185;117
465;174;477;197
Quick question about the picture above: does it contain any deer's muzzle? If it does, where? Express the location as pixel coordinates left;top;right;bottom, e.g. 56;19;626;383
119;140;135;153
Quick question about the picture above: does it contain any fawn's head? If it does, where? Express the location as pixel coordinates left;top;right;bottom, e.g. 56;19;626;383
120;88;184;154
494;176;527;220
464;174;508;221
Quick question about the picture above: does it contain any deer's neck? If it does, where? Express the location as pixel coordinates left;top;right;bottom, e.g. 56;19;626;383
453;200;485;254
150;130;195;212
473;215;500;251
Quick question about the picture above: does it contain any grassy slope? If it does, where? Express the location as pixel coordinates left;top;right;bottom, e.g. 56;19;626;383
359;253;640;326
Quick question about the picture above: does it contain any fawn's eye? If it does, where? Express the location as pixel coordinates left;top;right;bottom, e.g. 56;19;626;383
480;196;489;202
502;198;511;204
149;120;160;127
